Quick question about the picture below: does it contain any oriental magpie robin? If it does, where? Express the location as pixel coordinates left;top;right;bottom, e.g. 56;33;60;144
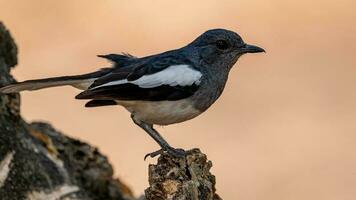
0;29;265;159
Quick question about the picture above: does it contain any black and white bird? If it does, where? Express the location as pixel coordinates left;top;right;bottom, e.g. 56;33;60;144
0;29;265;159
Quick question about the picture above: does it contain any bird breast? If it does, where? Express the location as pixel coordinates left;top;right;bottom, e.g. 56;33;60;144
117;100;202;125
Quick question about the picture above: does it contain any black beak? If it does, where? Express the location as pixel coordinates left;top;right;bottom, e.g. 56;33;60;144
238;44;265;54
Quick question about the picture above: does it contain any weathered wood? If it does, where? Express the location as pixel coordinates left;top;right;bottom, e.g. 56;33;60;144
145;149;222;200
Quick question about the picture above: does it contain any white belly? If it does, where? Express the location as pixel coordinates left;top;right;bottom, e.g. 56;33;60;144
117;100;202;125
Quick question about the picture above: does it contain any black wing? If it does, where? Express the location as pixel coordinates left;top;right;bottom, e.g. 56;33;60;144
76;54;200;102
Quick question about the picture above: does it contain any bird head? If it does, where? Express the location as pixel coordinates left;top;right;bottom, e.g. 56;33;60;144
188;29;265;69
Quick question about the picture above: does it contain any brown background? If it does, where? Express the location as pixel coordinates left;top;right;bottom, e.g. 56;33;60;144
1;0;356;199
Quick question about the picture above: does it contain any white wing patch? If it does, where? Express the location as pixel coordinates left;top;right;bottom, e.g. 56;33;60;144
92;64;202;89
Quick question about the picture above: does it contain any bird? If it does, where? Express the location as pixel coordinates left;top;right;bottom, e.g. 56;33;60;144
0;29;265;159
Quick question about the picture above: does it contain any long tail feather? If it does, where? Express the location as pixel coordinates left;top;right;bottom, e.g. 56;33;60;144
0;68;112;94
0;77;95;93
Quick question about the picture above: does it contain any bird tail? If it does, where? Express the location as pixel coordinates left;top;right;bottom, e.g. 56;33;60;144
0;68;111;94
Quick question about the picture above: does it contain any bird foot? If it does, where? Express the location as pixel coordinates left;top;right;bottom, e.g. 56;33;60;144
144;147;186;160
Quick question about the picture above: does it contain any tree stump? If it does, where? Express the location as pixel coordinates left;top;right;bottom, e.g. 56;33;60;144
145;149;222;200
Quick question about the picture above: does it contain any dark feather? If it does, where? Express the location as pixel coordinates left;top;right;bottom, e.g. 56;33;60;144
97;53;136;67
79;50;199;101
76;83;199;101
0;67;113;93
127;54;192;81
91;53;193;89
22;67;112;84
85;99;117;107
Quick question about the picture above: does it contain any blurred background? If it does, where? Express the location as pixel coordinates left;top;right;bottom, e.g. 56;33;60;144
1;0;356;199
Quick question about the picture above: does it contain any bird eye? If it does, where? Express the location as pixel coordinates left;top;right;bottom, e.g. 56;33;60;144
216;40;230;50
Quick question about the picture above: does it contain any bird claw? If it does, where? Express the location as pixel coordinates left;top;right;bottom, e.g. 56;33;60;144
144;147;186;160
144;149;164;160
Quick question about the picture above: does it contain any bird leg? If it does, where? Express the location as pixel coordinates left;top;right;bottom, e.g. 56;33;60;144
131;114;185;159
